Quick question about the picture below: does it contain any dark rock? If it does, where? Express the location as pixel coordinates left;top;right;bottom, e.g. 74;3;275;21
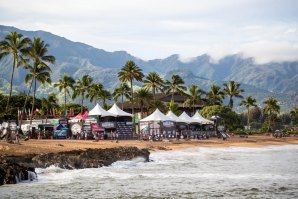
0;147;150;185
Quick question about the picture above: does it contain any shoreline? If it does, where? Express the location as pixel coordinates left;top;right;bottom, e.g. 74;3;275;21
1;136;298;156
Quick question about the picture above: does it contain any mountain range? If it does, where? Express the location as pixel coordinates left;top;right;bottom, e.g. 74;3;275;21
0;25;297;112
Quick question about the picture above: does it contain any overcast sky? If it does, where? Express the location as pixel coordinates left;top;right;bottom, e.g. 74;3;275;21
0;0;297;63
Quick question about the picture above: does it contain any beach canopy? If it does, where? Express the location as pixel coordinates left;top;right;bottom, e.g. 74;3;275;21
192;111;214;124
56;124;68;130
89;103;116;117
140;108;173;122
166;111;184;123
179;112;200;124
107;103;133;117
71;111;89;119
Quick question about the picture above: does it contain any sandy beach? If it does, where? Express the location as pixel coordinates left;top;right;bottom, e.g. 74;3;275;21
1;136;297;156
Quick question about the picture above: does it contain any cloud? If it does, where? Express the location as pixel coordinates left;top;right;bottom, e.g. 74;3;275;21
0;0;298;63
241;41;298;63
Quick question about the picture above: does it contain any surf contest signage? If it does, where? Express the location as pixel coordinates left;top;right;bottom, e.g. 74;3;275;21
162;121;174;127
70;123;82;135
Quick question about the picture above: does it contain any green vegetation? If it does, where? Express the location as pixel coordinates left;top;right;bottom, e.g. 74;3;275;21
1;30;298;133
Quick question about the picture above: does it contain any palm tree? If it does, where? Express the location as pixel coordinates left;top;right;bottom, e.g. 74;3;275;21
143;72;164;102
0;31;30;111
112;83;131;109
21;37;55;124
290;107;298;125
134;88;153;118
118;60;144;117
207;85;225;105
184;84;206;115
223;80;244;108
87;82;103;105
240;96;257;127
72;75;93;113
99;89;112;109
263;97;280;132
25;63;51;124
54;74;75;115
163;74;186;102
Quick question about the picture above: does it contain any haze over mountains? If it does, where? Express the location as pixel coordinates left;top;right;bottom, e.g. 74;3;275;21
0;25;297;112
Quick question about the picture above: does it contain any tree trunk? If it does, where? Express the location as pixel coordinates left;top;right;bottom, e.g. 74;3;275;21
192;101;195;116
131;79;135;133
153;87;156;103
171;91;174;102
81;92;84;113
6;54;17;112
20;79;34;126
30;78;37;125
247;107;250;129
121;94;124;109
229;96;233;108
64;87;67;115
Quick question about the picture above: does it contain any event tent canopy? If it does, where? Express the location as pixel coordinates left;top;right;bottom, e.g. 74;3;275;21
71;111;89;119
179;112;200;124
107;103;133;117
89;103;116;117
192;111;214;124
140;109;173;122
166;111;184;123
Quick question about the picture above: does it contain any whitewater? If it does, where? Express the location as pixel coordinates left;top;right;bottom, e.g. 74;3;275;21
1;145;298;199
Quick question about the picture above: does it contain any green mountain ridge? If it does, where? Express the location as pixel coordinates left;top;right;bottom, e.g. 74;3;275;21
0;25;297;111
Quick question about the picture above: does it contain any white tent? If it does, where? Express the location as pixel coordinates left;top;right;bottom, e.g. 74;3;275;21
89;103;116;117
179;112;200;124
192;111;214;124
166;111;184;123
140;109;173;122
107;103;133;117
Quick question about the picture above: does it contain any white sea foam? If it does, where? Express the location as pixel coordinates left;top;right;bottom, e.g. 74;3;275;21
1;145;298;198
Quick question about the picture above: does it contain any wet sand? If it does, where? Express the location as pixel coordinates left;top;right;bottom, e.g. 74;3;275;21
1;135;298;156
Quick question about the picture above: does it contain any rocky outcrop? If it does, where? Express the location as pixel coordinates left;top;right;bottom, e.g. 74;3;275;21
0;147;150;185
0;158;36;185
32;147;150;169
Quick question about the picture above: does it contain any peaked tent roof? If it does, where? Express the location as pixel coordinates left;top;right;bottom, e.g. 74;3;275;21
107;104;133;117
140;109;173;122
192;111;214;124
179;112;200;124
166;111;184;123
89;103;116;117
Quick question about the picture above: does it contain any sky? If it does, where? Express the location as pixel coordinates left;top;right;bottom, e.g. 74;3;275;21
0;0;297;63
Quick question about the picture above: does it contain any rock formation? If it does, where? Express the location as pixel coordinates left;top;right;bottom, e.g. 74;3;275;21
0;147;150;185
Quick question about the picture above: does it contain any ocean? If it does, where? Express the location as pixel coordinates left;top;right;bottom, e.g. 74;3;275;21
1;145;298;199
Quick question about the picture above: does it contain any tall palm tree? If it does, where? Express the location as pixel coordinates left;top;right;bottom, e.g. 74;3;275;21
134;88;153;118
143;72;164;102
25;63;51;124
0;31;30;111
240;96;257;127
163;74;186;102
207;85;225;105
54;74;75;115
72;75;93;113
118;60;144;117
263;97;280;132
184;84;206;115
223;80;244;108
86;82;103;105
112;83;131;109
21;37;55;124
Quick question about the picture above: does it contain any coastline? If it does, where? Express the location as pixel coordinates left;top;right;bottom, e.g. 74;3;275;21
1;136;298;156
